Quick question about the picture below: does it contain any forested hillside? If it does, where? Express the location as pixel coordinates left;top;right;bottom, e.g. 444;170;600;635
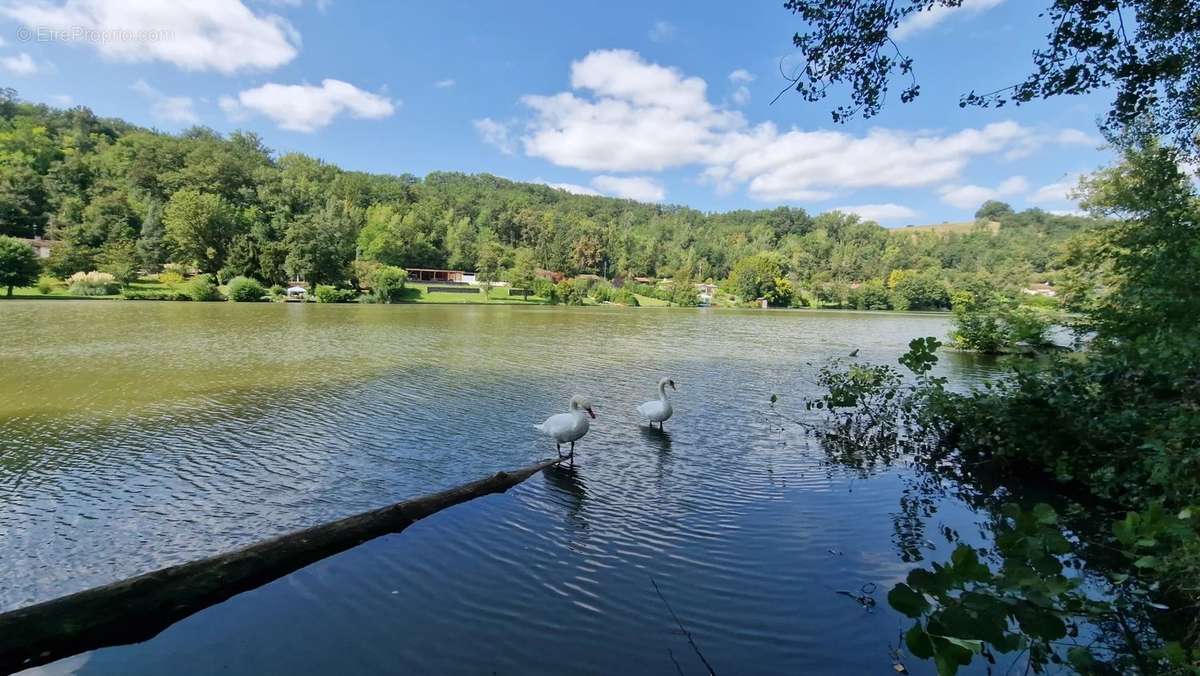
0;90;1101;307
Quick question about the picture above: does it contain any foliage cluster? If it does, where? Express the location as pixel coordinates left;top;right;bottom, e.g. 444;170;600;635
0;92;1098;309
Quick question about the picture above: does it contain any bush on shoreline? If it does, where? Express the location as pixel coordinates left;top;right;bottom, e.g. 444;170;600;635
225;276;266;302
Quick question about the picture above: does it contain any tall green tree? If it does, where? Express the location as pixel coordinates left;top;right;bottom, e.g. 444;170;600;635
508;247;537;299
284;200;361;287
163;189;240;273
783;1;1200;157
474;228;502;299
0;235;39;296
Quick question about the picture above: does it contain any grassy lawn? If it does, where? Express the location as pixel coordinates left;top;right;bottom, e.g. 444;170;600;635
6;277;175;300
632;293;671;307
405;284;551;305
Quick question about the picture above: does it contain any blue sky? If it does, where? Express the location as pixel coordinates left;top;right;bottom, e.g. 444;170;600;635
0;0;1112;225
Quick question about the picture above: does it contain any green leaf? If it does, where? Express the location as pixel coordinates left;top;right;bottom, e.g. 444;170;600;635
1032;503;1057;525
933;635;984;654
1133;555;1160;569
888;583;930;618
905;624;934;659
1067;646;1095;670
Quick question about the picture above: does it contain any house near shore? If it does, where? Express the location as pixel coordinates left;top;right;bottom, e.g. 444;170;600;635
408;268;466;284
1022;282;1057;297
16;236;58;259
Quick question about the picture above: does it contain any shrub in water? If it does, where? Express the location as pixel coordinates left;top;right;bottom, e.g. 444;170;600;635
531;277;558;303
370;265;407;303
315;285;357;303
182;274;221;301
612;288;639;306
225;276;266;302
67;271;119;296
121;287;186;301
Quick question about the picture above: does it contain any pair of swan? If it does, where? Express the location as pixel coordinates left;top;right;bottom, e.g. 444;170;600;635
534;377;677;458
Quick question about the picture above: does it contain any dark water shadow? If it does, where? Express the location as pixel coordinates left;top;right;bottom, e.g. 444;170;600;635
542;463;589;532
638;426;673;454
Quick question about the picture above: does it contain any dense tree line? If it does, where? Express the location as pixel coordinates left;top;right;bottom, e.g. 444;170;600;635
0;89;1101;304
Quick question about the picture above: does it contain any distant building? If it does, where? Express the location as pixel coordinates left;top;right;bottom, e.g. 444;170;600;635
1021;282;1057;297
408;268;465;283
535;269;565;283
16;236;58;259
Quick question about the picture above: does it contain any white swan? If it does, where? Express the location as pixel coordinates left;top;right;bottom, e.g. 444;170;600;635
534;395;595;457
637;377;676;429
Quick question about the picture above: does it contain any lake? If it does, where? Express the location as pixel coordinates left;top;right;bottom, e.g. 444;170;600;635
0;301;1002;675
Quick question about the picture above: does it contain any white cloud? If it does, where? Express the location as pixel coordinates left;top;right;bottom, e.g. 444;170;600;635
1029;174;1081;205
131;79;198;124
591;175;665;202
729;69;754;84
509;49;1083;205
893;0;1005;40
729;70;753;107
939;175;1029;209
536;179;601;196
474;117;516;154
1055;128;1097;145
648;20;676;42
220;79;395;132
0;51;38;75
1;0;299;74
728;122;1029;202
832;203;920;223
434;78;456;88
521;49;744;172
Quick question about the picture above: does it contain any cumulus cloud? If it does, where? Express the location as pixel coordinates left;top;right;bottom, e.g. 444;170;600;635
521;49;744;172
131;79;198;124
729;69;754;84
434;78;456;88
507;49;1089;205
939;175;1029;209
648;20;676;42
1055;128;1098;145
474;117;516;154
832;203;920;223
535;179;601;196
1;0;299;73
591;175;665;202
0;51;38;75
219;79;395;132
729;69;754;106
893;0;1005;40
1029;174;1082;205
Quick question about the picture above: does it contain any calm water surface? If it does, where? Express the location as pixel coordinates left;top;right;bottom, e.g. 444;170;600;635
1;301;1003;675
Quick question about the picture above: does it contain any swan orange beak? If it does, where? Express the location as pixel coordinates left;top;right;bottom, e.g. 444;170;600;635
586;407;596;419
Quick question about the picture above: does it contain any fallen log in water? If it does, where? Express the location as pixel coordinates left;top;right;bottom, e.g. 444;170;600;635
0;457;561;674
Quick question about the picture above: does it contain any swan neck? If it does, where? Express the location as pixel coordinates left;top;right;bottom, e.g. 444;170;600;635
658;381;669;400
